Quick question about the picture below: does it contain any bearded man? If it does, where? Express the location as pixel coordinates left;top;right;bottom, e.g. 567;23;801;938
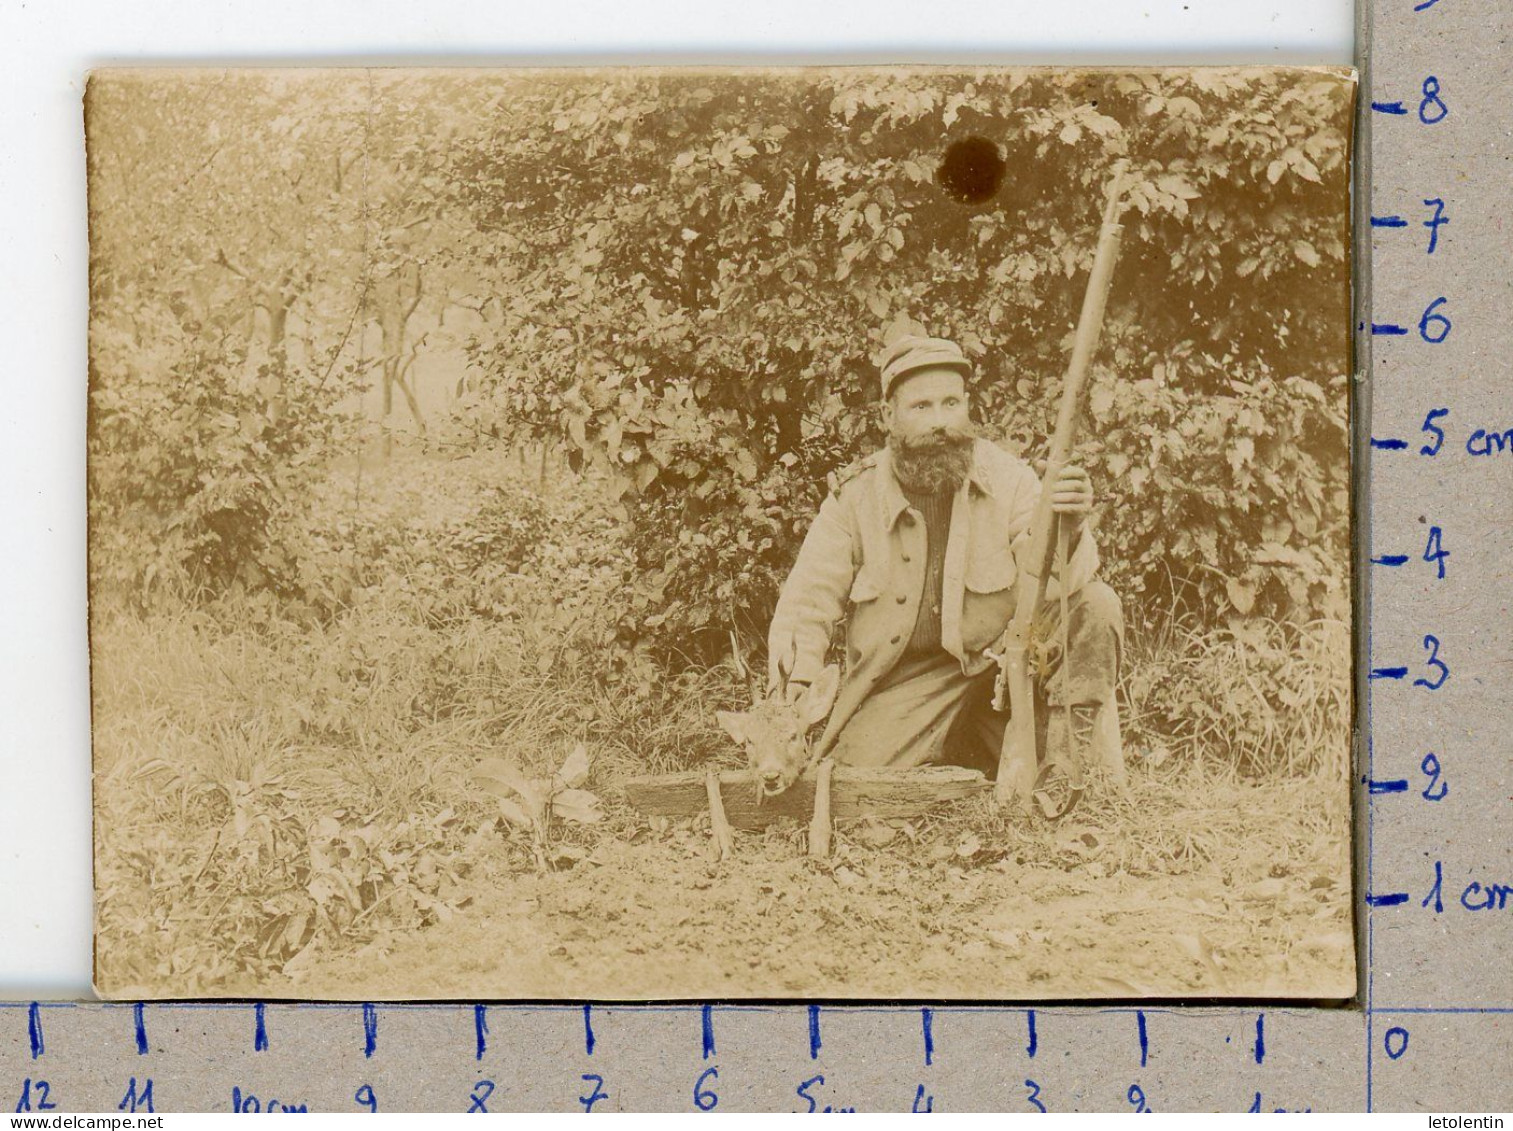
767;334;1124;775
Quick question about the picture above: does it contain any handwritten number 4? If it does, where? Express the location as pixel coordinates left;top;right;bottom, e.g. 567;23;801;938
1424;526;1448;579
1415;635;1449;690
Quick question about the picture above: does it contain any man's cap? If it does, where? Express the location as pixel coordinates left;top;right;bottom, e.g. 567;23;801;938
879;335;973;399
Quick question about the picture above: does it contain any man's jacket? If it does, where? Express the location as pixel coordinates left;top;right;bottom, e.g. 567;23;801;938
768;438;1099;757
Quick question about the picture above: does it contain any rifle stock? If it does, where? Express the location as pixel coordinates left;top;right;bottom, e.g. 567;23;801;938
994;165;1129;811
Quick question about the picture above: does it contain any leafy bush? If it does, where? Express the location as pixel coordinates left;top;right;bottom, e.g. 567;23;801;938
88;302;357;604
285;449;552;624
450;68;1354;664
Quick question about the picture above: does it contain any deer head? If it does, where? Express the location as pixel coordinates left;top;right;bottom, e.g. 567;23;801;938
717;635;841;802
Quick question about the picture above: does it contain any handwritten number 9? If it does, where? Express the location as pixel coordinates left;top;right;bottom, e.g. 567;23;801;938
1419;297;1451;343
354;1084;377;1113
1024;1079;1046;1113
1418;76;1448;124
1128;1084;1151;1112
1421;752;1448;800
1414;635;1449;690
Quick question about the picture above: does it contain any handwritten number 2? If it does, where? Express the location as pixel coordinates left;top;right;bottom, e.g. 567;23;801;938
1024;1079;1046;1112
1415;635;1449;690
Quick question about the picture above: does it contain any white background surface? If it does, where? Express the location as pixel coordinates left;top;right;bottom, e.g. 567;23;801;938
0;0;1353;998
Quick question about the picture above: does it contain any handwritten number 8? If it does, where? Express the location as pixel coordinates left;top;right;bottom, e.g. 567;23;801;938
1414;635;1449;690
1128;1084;1151;1112
1418;76;1448;124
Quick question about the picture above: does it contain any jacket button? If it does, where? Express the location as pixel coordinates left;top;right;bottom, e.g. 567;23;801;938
896;595;907;604
902;554;911;562
890;635;901;645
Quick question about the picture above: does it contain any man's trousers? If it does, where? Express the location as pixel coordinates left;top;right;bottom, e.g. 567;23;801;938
828;580;1124;776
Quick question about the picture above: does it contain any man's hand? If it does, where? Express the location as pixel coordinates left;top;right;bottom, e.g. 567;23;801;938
1050;463;1093;539
1050;464;1093;514
783;679;810;706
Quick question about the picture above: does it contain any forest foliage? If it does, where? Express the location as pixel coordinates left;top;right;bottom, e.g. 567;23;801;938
87;66;1354;666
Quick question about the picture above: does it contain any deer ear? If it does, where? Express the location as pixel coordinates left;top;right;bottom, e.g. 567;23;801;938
715;710;749;745
799;665;841;727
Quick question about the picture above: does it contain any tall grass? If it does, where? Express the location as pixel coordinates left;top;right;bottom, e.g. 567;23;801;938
93;448;1351;993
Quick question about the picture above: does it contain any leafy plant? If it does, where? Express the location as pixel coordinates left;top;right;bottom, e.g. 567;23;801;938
471;743;605;871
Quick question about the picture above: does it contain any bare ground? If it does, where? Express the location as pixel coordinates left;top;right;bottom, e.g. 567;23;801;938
279;776;1355;1001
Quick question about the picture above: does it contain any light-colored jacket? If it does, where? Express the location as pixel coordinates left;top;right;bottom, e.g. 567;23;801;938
768;438;1099;757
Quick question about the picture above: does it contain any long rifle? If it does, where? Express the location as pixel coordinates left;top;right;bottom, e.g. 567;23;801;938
993;164;1130;811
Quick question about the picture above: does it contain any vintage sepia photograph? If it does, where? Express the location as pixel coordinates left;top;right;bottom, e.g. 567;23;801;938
88;65;1355;1000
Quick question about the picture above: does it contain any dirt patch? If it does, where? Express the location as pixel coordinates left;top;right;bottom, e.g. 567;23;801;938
282;777;1354;1001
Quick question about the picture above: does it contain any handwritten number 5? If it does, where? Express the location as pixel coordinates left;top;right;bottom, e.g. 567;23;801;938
1415;635;1449;690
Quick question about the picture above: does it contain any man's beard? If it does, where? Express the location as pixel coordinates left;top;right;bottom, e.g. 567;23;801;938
889;424;977;495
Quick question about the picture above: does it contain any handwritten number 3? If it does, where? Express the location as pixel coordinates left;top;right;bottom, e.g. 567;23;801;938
1415;635;1449;690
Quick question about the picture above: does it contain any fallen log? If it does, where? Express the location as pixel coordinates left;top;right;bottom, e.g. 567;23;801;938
620;765;989;830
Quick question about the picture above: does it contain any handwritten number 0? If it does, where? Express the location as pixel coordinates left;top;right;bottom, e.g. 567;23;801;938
1418;76;1448;123
1415;635;1449;690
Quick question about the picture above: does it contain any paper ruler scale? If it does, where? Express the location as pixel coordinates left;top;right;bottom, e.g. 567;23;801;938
8;0;1513;1112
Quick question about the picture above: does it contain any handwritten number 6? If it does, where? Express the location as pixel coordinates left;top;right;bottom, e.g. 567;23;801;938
1419;297;1451;343
1128;1083;1151;1112
1418;76;1448;124
1414;635;1449;690
694;1066;719;1111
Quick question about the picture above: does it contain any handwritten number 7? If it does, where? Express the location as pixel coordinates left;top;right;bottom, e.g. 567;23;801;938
1414;635;1449;690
